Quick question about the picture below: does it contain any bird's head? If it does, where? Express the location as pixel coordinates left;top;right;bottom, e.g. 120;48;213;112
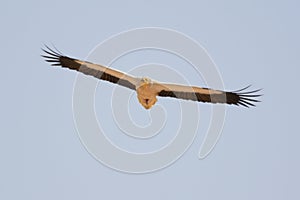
137;77;157;109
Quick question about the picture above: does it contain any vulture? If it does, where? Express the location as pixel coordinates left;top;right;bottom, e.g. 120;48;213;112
42;46;261;109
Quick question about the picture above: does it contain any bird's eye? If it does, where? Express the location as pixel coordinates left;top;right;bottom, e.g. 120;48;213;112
145;99;149;104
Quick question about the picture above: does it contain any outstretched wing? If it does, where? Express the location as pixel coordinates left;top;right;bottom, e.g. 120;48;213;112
154;83;261;107
41;46;139;90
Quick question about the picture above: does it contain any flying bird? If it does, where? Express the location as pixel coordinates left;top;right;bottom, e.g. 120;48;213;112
42;46;261;109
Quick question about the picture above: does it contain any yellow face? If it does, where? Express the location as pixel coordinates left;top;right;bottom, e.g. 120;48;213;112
136;78;157;109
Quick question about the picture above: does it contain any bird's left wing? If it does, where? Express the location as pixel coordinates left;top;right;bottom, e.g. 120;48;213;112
42;46;139;90
153;82;261;107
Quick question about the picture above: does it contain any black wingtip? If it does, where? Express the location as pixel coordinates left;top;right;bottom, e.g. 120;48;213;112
41;44;64;56
232;86;262;108
41;44;64;67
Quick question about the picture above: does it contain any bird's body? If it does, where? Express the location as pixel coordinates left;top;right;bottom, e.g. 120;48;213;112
42;46;261;109
136;78;158;109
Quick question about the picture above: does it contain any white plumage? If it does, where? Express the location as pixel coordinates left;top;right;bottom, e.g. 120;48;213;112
42;46;261;109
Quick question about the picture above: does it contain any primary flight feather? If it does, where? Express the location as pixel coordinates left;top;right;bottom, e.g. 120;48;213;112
42;46;261;109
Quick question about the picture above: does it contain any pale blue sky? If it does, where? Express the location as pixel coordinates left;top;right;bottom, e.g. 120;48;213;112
1;0;299;199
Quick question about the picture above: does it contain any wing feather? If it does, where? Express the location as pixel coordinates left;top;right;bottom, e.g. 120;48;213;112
155;83;261;107
41;46;138;90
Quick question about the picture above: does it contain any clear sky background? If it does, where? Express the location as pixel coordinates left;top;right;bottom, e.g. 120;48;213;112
1;0;299;199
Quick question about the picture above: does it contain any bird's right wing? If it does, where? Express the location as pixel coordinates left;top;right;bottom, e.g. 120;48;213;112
42;46;139;90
